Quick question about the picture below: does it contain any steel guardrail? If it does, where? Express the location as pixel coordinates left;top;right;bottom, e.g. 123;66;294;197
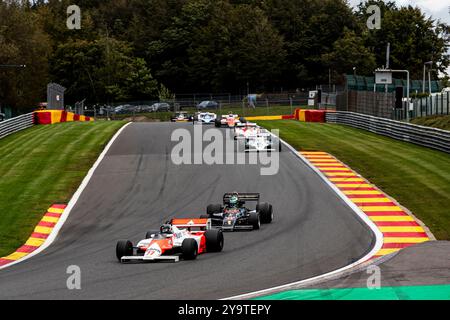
326;111;450;154
0;113;35;140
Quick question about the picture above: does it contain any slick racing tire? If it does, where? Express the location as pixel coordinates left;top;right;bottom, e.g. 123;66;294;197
145;230;160;239
182;238;198;260
205;229;224;252
116;240;133;262
257;202;273;224
215;119;221;127
248;212;260;230
207;204;222;216
267;137;281;153
273;137;282;152
199;215;210;219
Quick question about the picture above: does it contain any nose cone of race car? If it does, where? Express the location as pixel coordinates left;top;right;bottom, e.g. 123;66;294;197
145;242;163;258
223;215;237;229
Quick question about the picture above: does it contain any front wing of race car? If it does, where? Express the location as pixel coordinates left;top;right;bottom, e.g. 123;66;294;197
172;118;191;122
120;255;180;263
209;217;254;231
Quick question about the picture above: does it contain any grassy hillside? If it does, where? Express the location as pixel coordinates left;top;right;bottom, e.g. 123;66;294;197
411;115;450;131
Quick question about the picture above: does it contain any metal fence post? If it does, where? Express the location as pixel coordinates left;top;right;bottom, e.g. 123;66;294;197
447;91;450;114
419;98;421;117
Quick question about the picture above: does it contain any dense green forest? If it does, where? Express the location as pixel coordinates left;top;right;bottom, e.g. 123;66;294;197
0;0;448;112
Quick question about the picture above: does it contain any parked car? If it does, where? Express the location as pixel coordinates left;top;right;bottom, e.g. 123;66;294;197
137;105;155;113
151;102;171;112
114;104;136;114
197;101;219;110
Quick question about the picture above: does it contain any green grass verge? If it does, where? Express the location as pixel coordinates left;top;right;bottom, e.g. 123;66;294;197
258;120;450;240
0;121;125;257
411;115;450;131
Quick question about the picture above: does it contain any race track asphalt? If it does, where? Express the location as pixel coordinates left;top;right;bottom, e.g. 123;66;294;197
0;122;374;299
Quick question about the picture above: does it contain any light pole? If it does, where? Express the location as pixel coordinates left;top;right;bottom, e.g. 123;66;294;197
428;68;433;95
423;61;432;93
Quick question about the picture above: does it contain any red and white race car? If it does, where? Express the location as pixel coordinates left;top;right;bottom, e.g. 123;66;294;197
233;122;259;140
215;113;246;128
116;218;223;263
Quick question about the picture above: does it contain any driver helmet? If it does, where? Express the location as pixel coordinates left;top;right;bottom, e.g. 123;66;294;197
229;192;239;207
160;224;172;234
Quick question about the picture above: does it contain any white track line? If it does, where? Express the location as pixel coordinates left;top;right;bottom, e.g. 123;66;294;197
0;122;131;271
222;133;383;300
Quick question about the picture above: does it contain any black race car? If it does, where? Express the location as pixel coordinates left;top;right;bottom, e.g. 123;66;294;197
201;193;273;231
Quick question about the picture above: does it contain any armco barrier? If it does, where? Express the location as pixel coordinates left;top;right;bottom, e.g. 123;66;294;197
326;111;450;154
0;110;94;141
0;113;34;140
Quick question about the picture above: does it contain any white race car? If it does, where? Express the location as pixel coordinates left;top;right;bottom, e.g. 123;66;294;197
233;122;259;140
193;112;217;124
215;113;246;128
116;218;223;263
237;128;282;152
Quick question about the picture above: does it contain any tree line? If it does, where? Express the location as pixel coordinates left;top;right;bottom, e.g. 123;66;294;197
0;0;448;112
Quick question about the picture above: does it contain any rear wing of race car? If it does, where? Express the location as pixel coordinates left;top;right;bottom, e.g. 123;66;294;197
170;218;212;230
223;193;260;204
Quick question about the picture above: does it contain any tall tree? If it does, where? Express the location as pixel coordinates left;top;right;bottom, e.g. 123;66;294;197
321;28;377;77
185;2;287;92
357;1;449;78
50;37;158;103
0;1;51;113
